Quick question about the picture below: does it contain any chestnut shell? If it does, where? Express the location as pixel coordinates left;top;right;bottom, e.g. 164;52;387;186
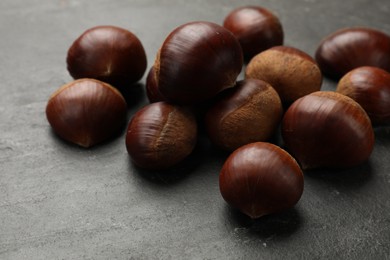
336;66;390;125
282;91;375;170
219;142;304;219
223;6;283;59
67;25;147;89
245;46;322;105
155;21;243;104
145;66;166;103
205;79;283;151
125;102;197;170
46;78;127;148
315;27;390;79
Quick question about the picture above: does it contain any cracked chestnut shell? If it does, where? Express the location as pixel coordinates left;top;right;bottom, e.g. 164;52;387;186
223;6;283;59
219;142;304;219
154;21;243;104
67;25;147;89
46;78;127;148
245;46;322;105
282;91;375;170
336;66;390;125
205;79;282;151
126;102;197;170
315;27;390;79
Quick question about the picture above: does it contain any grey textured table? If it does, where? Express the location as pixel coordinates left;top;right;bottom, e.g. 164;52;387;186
1;0;390;259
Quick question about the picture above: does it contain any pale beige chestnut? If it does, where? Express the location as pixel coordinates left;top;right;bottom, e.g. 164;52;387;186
245;46;322;105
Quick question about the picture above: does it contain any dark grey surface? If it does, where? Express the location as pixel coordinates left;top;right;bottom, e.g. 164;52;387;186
1;0;390;259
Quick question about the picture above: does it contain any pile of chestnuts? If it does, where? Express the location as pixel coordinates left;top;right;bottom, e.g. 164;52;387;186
45;5;390;220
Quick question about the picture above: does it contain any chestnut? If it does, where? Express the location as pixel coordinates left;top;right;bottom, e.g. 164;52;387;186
336;66;390;125
67;25;147;89
46;78;127;148
245;46;322;105
126;102;197;170
219;142;304;219
315;27;390;79
223;6;283;59
205;79;283;151
145;66;167;103
282;91;375;170
154;21;243;104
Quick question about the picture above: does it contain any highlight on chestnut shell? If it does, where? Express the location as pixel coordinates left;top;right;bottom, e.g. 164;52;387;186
154;21;243;104
315;27;390;79
67;25;147;89
245;46;322;105
336;66;390;125
219;142;304;219
282;91;375;170
223;6;283;59
46;78;127;148
125;102;197;170
205;79;283;151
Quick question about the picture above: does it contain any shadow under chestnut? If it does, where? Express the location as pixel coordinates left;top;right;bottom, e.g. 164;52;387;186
47;121;127;152
225;205;302;239
118;82;147;109
303;160;373;191
128;138;211;186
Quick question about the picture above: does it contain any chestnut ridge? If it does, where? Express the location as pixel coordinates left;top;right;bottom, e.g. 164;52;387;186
47;5;389;219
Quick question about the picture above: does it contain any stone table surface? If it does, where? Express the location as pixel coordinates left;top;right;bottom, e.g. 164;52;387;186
1;0;390;259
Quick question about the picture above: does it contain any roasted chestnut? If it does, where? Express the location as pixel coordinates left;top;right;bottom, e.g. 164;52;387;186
125;102;197;170
46;78;127;148
67;25;147;89
223;6;283;59
219;142;304;219
154;21;243;104
336;66;390;125
315;27;390;79
282;91;375;170
205;79;282;151
245;46;322;105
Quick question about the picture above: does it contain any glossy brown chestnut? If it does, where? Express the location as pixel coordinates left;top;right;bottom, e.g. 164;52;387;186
315;27;390;79
245;46;322;105
145;66;167;103
219;142;304;219
46;78;127;148
67;25;147;89
282;91;375;170
223;6;283;59
125;102;197;170
205;79;283;151
336;66;390;125
154;21;243;104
